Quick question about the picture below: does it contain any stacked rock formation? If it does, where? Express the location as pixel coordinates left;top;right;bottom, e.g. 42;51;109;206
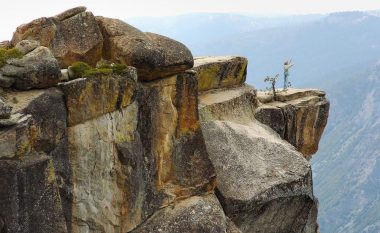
0;7;329;233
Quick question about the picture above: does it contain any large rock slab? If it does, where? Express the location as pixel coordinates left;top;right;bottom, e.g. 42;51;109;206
193;56;248;92
199;85;258;124
131;194;227;233
11;7;103;68
0;154;67;233
255;88;330;158
96;16;194;81
59;67;137;126
201;120;317;233
0;46;61;90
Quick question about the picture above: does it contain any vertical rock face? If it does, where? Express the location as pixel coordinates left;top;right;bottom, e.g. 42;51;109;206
62;71;215;232
136;72;216;210
0;87;70;232
0;154;67;233
255;89;330;159
68;104;139;233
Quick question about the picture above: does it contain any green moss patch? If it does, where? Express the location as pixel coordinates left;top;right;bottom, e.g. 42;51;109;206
70;61;92;78
0;48;23;68
83;68;113;77
70;61;128;78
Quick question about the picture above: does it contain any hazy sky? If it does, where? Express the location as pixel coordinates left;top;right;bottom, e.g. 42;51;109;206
1;0;380;40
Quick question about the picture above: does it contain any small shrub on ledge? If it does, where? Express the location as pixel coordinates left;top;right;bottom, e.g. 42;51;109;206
0;48;23;68
68;61;128;79
264;74;279;100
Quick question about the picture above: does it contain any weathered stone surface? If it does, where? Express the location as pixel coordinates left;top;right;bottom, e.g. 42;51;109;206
58;11;103;67
304;199;320;233
0;74;15;88
199;85;258;124
257;88;326;103
227;218;243;233
59;67;137;126
201;120;316;233
0;154;67;233
8;87;71;231
137;73;216;195
15;39;40;55
193;56;247;92
0;113;26;127
54;6;87;21
0;114;34;158
131;194;227;233
68;104;139;233
0;98;12;119
255;89;330;158
12;8;103;68
125;72;216;230
15;88;67;154
0;46;61;90
96;16;194;81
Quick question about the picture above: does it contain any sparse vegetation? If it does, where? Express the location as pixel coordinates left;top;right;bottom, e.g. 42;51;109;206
83;68;113;76
69;61;128;78
96;63;128;75
264;74;279;100
0;48;23;68
70;61;92;78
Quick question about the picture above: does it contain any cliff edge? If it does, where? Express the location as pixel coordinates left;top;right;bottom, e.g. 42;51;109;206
0;7;329;233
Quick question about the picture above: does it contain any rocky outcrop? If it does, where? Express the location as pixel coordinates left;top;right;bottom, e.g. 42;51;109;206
255;89;330;158
96;17;194;81
11;7;103;68
0;7;330;233
197;59;327;232
0;45;61;90
193;56;247;92
131;194;227;233
58;67;137;126
11;7;194;81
